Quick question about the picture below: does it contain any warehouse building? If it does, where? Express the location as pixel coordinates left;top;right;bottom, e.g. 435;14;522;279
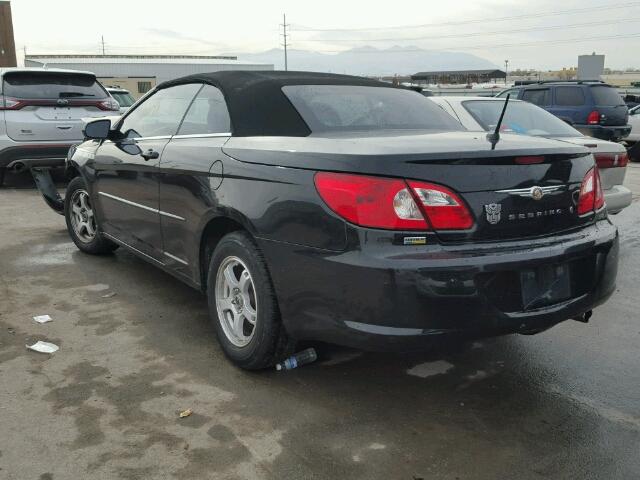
411;69;506;85
24;54;274;99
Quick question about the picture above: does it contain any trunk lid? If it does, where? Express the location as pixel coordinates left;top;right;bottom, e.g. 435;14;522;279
4;102;108;141
223;131;596;242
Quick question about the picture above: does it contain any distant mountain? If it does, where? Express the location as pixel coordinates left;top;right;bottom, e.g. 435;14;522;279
233;46;497;76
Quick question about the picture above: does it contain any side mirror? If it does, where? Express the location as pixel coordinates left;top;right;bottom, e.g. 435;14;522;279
83;118;111;140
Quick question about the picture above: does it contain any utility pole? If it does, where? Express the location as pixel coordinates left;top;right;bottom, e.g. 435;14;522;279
504;59;509;85
101;35;105;56
280;14;289;71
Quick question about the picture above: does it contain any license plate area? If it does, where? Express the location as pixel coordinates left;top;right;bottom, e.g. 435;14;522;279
521;263;571;310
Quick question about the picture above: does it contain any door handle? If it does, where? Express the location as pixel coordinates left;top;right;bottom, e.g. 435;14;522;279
141;148;160;161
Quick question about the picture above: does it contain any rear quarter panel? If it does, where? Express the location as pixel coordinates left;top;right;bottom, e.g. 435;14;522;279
214;152;347;251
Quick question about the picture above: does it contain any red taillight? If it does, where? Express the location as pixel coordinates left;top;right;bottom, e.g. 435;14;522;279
314;172;474;231
587;110;600;125
594;152;628;168
594;169;605;210
577;167;605;215
97;99;120;111
406;180;474;230
0;95;25;110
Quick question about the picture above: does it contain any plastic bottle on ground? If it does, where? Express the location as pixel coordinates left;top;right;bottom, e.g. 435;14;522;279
275;348;318;371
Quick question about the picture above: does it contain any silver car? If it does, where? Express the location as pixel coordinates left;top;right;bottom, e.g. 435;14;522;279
431;96;632;214
106;86;136;115
0;68;119;184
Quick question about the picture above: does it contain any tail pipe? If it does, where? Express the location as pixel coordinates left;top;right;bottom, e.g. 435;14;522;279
572;310;593;323
10;161;27;173
30;167;64;215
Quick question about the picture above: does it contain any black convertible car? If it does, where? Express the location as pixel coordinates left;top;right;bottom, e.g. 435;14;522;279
47;71;618;369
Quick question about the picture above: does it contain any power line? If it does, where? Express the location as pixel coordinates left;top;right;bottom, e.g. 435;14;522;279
290;1;640;32
294;17;640;43
280;14;290;71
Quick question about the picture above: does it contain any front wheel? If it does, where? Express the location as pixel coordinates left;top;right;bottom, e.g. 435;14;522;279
64;176;118;254
207;231;293;370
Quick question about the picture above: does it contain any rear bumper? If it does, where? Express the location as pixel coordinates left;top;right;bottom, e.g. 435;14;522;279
259;220;618;350
604;185;632;214
0;143;74;170
575;124;631;141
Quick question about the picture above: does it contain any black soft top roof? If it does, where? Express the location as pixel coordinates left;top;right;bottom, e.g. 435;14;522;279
157;70;390;137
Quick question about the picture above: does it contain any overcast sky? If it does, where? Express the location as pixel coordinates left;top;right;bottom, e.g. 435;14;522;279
8;0;640;70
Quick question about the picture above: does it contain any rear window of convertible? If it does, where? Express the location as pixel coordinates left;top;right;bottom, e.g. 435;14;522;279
282;85;463;133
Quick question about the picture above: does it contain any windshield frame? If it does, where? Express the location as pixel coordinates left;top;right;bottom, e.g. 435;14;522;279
461;99;582;138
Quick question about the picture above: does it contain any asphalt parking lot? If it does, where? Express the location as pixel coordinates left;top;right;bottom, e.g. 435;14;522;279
1;165;639;480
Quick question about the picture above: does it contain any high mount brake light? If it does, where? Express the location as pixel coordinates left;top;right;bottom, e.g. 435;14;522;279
577;167;605;215
515;156;545;165
594;152;628;168
314;172;474;231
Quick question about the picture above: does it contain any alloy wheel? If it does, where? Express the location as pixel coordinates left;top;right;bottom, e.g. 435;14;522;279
70;189;97;243
215;256;258;347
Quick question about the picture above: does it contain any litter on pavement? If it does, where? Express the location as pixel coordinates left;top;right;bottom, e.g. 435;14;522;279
179;409;193;418
26;341;59;354
32;315;52;324
276;347;318;371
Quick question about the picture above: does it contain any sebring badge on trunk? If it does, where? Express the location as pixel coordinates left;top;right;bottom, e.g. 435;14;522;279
485;203;575;224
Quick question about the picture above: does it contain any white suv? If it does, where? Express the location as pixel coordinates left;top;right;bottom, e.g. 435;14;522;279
105;86;136;115
0;68;119;185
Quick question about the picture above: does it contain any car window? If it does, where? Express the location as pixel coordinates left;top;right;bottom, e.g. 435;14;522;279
178;85;231;135
110;92;135;108
590;86;625;106
2;72;107;99
282;85;463;133
555;87;585;106
462;100;581;138
119;84;201;139
521;89;551;106
496;88;519;98
432;99;462;124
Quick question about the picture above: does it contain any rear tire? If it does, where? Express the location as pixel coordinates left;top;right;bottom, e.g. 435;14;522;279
207;231;294;370
64;176;118;254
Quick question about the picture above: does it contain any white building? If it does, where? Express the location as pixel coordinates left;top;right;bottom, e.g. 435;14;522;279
24;54;273;99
